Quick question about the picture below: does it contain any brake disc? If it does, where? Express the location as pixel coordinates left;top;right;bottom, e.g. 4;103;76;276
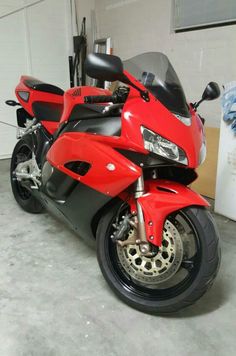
116;219;184;285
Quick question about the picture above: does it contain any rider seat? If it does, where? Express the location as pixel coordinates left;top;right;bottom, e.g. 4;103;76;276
23;76;64;96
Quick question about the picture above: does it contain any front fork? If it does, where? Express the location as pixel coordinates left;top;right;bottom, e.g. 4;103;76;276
114;173;153;256
133;175;152;255
117;175;209;251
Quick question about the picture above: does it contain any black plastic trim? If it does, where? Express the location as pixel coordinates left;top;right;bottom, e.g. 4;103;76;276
32;101;63;122
68;103;121;121
39;165;112;244
116;149;171;167
65;161;91;176
17;108;33;127
60;116;121;137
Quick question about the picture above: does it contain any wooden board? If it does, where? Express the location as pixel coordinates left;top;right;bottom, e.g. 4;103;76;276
191;127;220;199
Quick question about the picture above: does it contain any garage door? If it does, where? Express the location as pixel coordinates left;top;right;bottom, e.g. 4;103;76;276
0;0;72;159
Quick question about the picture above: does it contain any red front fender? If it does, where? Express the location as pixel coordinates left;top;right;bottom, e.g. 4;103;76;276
136;179;209;246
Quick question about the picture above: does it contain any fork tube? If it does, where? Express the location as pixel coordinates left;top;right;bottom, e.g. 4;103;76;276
134;174;150;254
134;175;145;198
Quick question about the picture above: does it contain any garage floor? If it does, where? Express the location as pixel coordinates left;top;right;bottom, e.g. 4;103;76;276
0;158;235;356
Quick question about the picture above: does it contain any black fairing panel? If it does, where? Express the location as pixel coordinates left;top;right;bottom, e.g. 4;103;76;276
34;128;53;168
32;101;63;122
23;125;111;246
41;161;77;201
156;166;197;185
23;125;52;169
60;182;111;243
68;103;121;121
116;149;170;167
117;149;197;185
61;116;121;136
17;108;33;127
69;104;105;121
39;164;111;245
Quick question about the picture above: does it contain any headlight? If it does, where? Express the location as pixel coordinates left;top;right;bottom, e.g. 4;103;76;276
141;126;188;165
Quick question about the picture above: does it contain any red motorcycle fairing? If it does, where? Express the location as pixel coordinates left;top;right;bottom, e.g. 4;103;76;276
120;72;205;169
46;132;141;197
135;179;209;247
46;127;208;248
16;76;112;135
15;76;64;135
59;86;112;125
44;77;206;247
17;70;207;248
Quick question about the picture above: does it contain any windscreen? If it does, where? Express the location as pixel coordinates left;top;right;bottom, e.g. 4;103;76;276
123;52;190;117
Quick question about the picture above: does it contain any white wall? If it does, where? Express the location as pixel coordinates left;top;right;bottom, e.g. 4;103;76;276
0;0;72;158
94;0;236;127
76;0;95;53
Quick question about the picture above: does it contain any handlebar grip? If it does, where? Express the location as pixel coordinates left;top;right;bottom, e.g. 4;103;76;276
84;95;113;104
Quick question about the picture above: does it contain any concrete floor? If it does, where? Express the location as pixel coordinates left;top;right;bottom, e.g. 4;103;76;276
0;158;236;356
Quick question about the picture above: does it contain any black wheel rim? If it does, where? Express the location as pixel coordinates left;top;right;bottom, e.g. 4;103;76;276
106;209;202;301
12;145;32;201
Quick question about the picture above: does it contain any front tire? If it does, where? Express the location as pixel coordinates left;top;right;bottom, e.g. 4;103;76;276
10;138;44;214
96;205;220;314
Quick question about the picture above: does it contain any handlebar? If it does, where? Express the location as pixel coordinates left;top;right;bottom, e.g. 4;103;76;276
84;87;130;105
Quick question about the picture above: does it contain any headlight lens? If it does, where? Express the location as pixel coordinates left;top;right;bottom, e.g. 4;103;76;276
141;126;188;165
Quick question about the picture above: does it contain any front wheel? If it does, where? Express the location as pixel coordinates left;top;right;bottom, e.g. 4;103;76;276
96;205;220;314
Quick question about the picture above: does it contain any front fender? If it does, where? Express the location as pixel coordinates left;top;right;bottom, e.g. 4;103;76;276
137;179;209;246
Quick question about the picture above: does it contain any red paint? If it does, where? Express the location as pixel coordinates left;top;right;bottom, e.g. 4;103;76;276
137;180;209;246
60;86;112;125
16;67;208;246
15;76;111;134
16;76;64;117
46;132;141;196
40;121;58;135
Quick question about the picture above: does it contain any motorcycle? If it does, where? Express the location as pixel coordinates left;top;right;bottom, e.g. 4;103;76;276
7;52;221;314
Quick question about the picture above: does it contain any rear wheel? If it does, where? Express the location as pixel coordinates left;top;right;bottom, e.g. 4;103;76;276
10;139;44;214
96;205;220;314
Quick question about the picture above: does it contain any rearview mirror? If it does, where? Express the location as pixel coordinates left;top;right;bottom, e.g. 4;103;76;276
194;82;221;109
85;52;150;101
202;82;221;101
85;53;128;83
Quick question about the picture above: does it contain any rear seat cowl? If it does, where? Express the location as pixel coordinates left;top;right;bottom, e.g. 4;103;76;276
23;76;64;96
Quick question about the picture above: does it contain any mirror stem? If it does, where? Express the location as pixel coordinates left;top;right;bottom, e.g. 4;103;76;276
124;76;150;102
132;84;150;102
193;98;204;110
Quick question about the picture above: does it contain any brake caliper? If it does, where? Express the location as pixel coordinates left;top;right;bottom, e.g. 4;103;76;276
110;214;133;243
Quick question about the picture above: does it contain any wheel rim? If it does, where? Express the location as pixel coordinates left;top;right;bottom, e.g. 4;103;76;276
12;145;32;200
108;209;202;300
116;219;184;285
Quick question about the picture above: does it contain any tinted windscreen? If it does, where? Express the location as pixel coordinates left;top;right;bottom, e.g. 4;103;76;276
123;52;190;117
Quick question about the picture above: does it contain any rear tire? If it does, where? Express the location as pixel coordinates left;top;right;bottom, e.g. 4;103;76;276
10;138;44;214
96;205;221;314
